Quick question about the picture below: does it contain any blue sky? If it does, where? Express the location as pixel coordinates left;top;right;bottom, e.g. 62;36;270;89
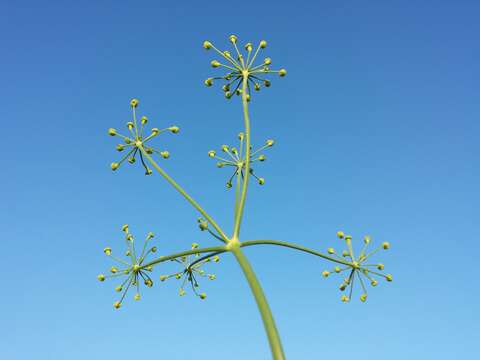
2;1;479;359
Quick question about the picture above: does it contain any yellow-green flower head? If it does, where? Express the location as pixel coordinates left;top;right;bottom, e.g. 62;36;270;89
213;255;220;262
323;232;392;302
191;243;199;249
113;301;121;309
108;99;179;174
104;247;112;255
160;275;168;282
203;40;212;49
208;150;216;157
134;293;141;301
110;266;118;273
382;242;390;250
322;270;330;278
200;293;207;300
203;37;286;101
97;274;106;282
341;295;349;302
327;247;335;254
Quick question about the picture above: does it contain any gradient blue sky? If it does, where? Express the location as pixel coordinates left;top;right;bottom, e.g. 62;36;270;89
2;1;479;359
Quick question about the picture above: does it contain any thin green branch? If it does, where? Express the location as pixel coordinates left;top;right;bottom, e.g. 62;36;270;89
140;245;227;269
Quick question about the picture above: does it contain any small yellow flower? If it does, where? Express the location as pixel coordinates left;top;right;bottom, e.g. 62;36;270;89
322;270;330;278
134;293;141;301
110;266;118;274
169;126;180;133
229;35;238;43
108;128;117;136
327;247;335;254
377;263;385;270
334;266;341;273
211;60;221;68
341;295;349;302
205;78;213;87
115;285;122;292
200;293;207;300
266;139;275;147
336;231;345;239
208;150;216;157
213;255;220;262
203;41;212;49
160;275;168;282
110;162;119;171
245;42;253;51
113;301;121;309
130;99;139;107
121;224;129;232
264;57;272;65
179;288;186;296
382;242;390;250
279;69;287;77
364;235;370;244
371;280;378;287
141;116;148;125
103;247;112;255
191;243;199;249
97;274;105;282
360;294;367;302
260;40;267;48
386;274;393;282
208;274;216;280
160;151;170;159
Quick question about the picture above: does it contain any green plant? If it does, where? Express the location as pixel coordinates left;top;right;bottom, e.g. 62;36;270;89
98;35;392;360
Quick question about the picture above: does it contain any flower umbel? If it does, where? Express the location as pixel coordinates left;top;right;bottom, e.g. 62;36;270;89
322;233;392;302
98;225;157;309
108;99;180;175
203;36;287;101
208;134;274;188
159;243;219;299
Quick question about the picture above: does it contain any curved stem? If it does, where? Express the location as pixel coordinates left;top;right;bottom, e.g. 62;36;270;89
241;240;354;267
233;76;251;238
140;146;229;242
141;245;227;269
232;247;286;360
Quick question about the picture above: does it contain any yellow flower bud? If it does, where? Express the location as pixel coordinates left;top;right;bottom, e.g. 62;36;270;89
144;279;153;287
134;293;141;301
364;235;370;244
279;69;287;77
258;178;265;185
160;151;170;159
223;50;231;58
130;99;139;107
208;150;216;157
115;285;122;292
175;273;182;279
169;126;180;133
113;301;121;309
336;231;345;239
200;292;207;300
341;295;349;302
264;57;272;65
342;250;349;257
125;250;131;256
260;40;267;48
110;162;119;171
128;157;136;164
122;224;129;232
124;137;132;144
204;78;213;87
245;42;253;51
127;121;134;129
322;270;330;278
334;266;341;273
108;128;117;136
203;41;212;50
141;116;148;124
151;128;159;135
382;242;390;250
339;284;347;291
371;280;378;286
97;274;106;282
147;232;154;239
229;35;238;43
110;266;118;274
191;243;199;249
221;145;229;152
211;60;221;68
179;288;186;296
258;154;266;161
360;294;367;302
254;83;261;91
377;263;385;270
216;162;224;168
386;274;393;282
225;91;232;99
226;181;233;189
264;80;271;87
213;255;220;262
103;247;112;255
245;94;251;102
145;168;153;175
208;274;216;280
327;247;335;254
345;235;352;241
145;147;153;154
116;144;125;152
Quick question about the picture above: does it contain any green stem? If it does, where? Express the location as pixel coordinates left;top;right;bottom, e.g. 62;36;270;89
140;146;229;242
233;76;251;238
241;240;353;267
141;245;227;269
232;246;286;360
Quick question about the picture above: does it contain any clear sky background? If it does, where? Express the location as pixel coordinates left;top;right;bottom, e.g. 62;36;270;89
2;1;479;359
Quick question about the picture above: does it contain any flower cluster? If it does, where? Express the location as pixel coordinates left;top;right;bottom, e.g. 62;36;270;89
208;133;275;188
203;35;287;101
108;99;180;175
97;224;158;309
321;232;393;303
159;243;219;300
